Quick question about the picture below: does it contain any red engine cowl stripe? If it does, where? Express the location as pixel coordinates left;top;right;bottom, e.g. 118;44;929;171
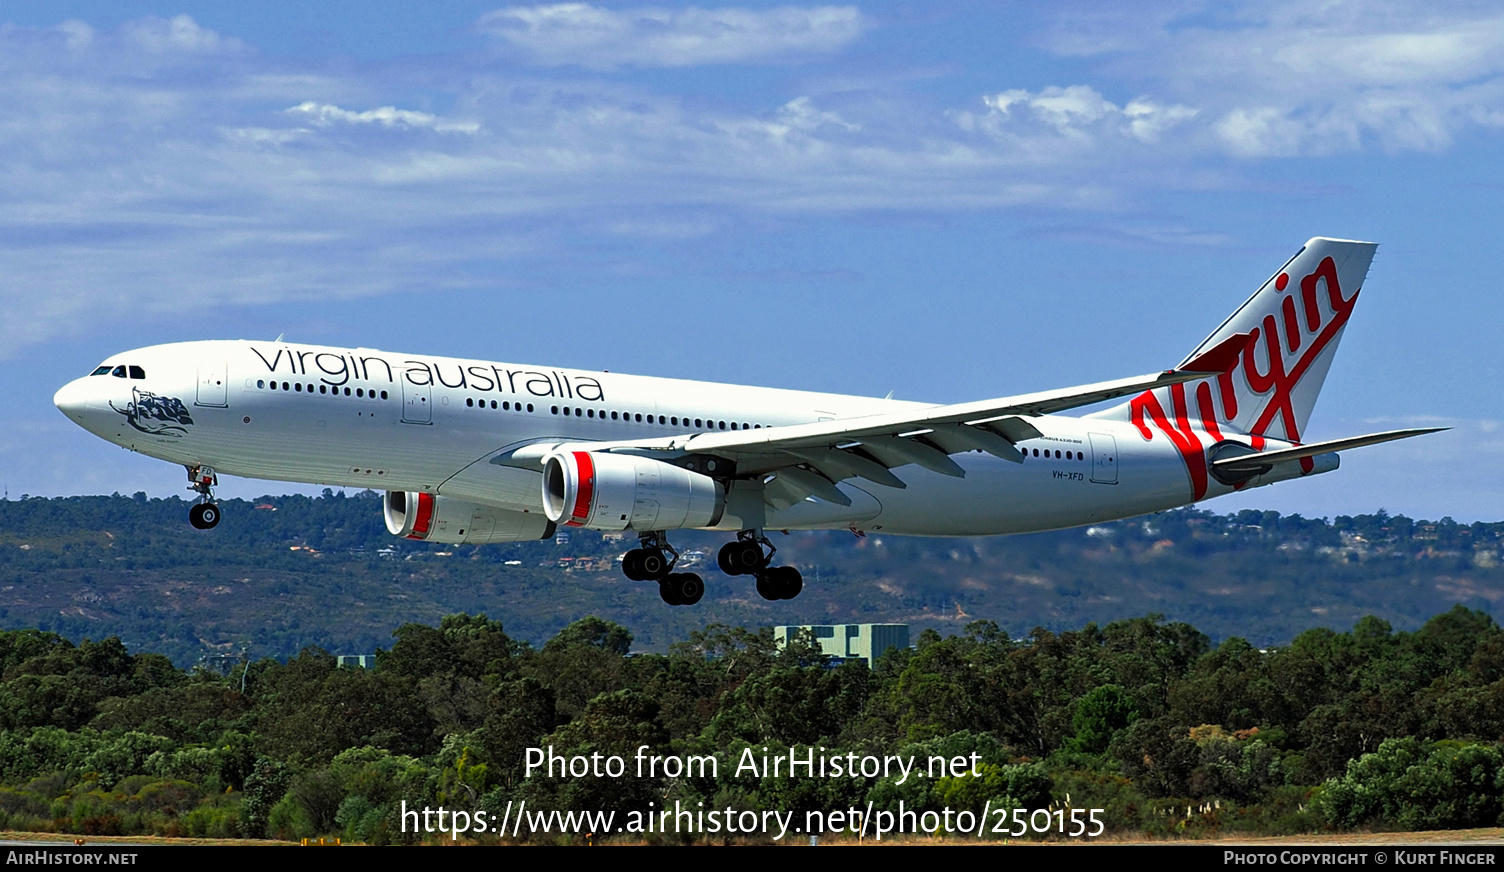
407;492;435;539
567;451;594;526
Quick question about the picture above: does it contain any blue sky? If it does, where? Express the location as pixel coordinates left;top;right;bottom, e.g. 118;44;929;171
3;1;1498;522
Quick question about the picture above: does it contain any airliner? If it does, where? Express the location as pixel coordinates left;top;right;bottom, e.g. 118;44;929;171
54;238;1440;606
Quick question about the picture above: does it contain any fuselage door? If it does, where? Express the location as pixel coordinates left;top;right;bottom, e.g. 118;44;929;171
196;361;228;408
1089;432;1118;484
401;376;431;424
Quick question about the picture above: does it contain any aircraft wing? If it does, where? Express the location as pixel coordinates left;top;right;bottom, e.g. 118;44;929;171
684;369;1206;456
536;360;1234;508
500;335;1254;508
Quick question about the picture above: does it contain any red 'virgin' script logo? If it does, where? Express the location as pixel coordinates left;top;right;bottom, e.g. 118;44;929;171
1129;256;1360;500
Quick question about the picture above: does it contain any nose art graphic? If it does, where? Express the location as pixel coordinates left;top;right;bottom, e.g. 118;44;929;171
109;387;195;437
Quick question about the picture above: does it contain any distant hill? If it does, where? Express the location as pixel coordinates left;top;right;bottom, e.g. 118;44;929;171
0;492;1499;666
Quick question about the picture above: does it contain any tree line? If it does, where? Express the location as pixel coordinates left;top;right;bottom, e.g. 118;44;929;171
1;606;1503;842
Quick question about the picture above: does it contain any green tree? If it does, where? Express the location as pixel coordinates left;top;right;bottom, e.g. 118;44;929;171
1068;684;1138;754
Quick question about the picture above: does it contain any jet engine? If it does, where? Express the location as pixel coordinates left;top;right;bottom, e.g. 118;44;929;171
383;491;553;544
543;451;724;531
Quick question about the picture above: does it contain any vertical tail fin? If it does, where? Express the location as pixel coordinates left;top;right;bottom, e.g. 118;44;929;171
1175;237;1377;440
1102;237;1378;499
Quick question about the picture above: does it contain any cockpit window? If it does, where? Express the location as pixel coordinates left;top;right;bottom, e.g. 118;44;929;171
95;364;146;378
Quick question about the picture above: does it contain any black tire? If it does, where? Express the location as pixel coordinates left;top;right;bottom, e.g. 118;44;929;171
736;542;765;572
674;573;704;605
658;578;682;605
639;548;669;580
623;549;645;581
775;566;803;600
189;503;220;530
755;573;779;601
717;542;741;575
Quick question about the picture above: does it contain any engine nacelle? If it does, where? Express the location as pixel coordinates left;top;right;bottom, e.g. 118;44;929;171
543;451;724;531
383;491;554;544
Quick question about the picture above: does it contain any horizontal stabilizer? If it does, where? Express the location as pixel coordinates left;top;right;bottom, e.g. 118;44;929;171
1211;427;1447;472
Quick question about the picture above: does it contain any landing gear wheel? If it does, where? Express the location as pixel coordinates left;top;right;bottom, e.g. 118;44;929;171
659;578;682;605
717;542;740;575
755;566;803;600
774;566;803;599
736;542;765;572
659;572;704;606
719;533;772;576
189;503;221;530
756;574;778;601
634;533;681;593
638;548;670;580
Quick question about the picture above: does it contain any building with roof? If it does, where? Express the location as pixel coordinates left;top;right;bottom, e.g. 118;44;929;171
773;623;909;668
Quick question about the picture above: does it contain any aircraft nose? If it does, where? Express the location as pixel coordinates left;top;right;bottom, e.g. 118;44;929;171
54;378;94;421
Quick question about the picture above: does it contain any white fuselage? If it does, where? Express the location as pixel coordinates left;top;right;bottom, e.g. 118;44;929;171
55;339;1224;536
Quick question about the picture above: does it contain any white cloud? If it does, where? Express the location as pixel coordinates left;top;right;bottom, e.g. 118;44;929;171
1039;1;1504;158
120;14;245;55
963;86;1197;150
774;95;859;133
0;38;1135;357
715;95;861;146
1215;106;1308;157
1276;25;1504;86
286;102;481;134
475;3;867;68
55;20;95;51
5;5;1504;364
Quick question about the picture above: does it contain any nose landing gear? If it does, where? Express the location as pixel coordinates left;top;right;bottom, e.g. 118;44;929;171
186;465;221;530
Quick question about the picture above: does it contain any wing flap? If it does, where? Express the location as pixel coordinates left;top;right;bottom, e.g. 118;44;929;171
858;434;965;477
785;447;907;489
933;423;1027;463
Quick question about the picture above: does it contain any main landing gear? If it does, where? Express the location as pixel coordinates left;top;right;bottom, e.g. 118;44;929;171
619;530;805;605
622;532;704;606
717;531;803;601
186;465;221;530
